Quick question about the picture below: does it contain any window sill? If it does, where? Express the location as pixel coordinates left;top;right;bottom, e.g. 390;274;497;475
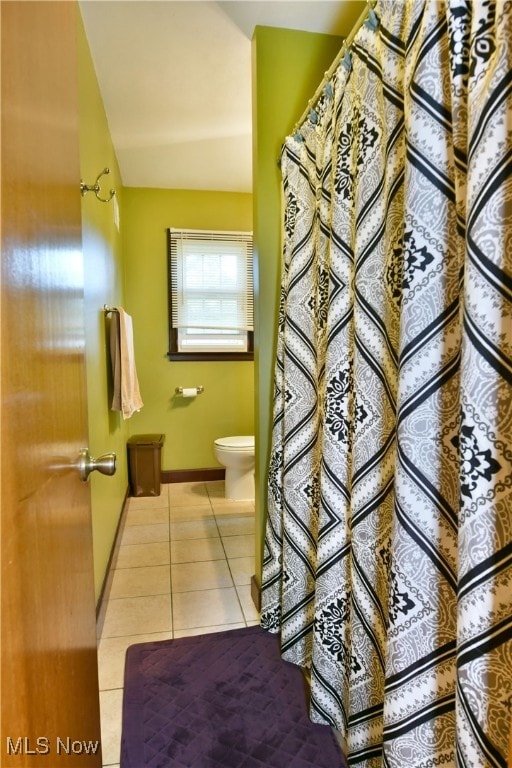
167;351;254;362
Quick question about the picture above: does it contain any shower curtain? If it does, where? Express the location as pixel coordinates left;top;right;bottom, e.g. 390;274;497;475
261;1;512;766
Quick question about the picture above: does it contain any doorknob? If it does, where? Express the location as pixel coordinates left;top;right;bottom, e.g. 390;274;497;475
78;448;116;482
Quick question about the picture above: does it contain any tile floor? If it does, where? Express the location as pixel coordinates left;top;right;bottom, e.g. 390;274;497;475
97;480;259;768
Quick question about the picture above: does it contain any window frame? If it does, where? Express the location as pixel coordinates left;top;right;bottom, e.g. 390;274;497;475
167;228;254;362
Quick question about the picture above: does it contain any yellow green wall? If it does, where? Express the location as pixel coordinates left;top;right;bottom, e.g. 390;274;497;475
122;188;254;470
252;26;346;579
78;13;129;601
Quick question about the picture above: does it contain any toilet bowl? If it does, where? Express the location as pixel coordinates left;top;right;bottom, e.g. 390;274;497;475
213;436;255;500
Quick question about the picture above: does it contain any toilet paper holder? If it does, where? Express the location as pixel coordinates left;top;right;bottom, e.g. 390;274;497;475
175;386;204;396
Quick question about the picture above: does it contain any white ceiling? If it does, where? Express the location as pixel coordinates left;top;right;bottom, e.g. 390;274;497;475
79;1;366;192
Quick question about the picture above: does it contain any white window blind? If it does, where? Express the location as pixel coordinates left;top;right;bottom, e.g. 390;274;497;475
169;229;253;333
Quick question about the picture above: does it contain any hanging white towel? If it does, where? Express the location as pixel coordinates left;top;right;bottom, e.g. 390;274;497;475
110;307;143;419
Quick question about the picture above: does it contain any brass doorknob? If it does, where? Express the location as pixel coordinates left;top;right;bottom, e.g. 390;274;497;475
78;448;116;482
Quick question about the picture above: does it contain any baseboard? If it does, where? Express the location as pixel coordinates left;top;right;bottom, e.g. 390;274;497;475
96;485;130;637
162;467;225;484
251;573;261;612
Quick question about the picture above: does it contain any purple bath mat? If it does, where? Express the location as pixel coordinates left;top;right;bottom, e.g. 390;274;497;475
121;625;347;768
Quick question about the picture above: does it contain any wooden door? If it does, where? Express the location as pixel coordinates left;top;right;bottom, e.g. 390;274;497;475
1;2;102;765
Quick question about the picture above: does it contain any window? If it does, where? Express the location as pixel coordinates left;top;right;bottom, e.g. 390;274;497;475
167;228;254;360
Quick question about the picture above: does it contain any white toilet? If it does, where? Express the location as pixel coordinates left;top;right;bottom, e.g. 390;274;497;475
213;435;255;500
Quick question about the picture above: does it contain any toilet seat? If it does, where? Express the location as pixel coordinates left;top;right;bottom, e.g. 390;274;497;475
214;436;254;452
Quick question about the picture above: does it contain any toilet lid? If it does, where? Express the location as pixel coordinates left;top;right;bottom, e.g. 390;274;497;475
215;435;254;450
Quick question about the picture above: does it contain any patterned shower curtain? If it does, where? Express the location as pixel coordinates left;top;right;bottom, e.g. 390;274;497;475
261;1;512;766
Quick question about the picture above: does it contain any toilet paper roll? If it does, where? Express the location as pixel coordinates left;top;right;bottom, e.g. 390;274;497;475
181;387;198;398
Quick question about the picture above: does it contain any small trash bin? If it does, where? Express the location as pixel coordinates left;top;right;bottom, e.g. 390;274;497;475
127;434;165;497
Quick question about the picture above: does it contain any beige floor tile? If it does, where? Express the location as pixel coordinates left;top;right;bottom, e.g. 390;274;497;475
170;517;219;541
127;493;169;510
172;587;244;630
168;481;208;495
221;533;255;559
102;594;172;638
173;622;245;639
210;498;255;515
109;565;170;599
98;631;173;691
99;688;123;767
205;480;225;497
115;541;170;569
235;584;260;623
124;506;169;526
170;536;224;563
169;504;213;522
216;515;255;537
227;556;255;586
120;522;169;546
168;482;209;506
171;559;233;593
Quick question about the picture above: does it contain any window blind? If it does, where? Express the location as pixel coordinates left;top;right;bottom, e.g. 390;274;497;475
169;229;253;332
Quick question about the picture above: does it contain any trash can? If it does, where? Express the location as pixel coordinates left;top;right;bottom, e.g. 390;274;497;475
127;434;165;497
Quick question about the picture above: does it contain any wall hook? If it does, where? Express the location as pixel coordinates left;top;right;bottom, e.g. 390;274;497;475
80;167;116;203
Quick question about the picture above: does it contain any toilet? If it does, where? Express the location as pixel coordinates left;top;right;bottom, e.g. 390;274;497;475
213;435;255;500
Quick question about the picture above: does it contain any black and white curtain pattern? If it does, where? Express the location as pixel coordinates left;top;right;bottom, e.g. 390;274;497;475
261;1;512;766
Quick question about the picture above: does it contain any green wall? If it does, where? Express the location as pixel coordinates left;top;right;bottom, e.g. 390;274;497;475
252;26;347;579
122;188;254;470
78;13;129;602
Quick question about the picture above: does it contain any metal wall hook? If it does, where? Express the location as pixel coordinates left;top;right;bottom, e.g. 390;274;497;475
80;167;116;203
